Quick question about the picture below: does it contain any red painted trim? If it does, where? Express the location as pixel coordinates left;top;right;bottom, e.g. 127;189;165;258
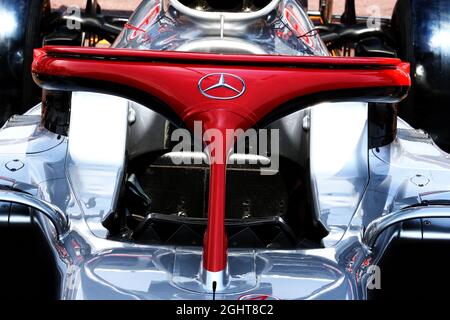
32;46;411;273
36;46;408;67
127;3;160;40
284;7;314;48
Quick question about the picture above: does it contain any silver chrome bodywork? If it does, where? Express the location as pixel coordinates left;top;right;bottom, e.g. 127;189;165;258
0;190;70;238
3;97;450;299
114;0;329;56
3;0;450;300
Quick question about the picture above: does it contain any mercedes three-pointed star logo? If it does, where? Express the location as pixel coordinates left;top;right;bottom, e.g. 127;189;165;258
198;73;246;100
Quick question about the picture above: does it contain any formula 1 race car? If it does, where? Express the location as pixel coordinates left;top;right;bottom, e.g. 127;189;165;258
1;0;450;300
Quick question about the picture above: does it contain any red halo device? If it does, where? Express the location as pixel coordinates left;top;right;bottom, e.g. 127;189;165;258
32;46;410;290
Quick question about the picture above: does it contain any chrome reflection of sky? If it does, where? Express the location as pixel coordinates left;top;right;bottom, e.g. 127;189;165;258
430;25;450;50
0;9;17;39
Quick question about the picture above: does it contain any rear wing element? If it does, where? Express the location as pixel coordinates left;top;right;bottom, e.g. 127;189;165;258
33;46;410;292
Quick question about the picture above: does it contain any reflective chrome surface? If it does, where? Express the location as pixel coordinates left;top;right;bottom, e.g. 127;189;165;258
310;102;369;246
114;0;328;56
0;189;70;238
364;206;450;248
198;73;247;100
2;98;450;299
67;92;129;237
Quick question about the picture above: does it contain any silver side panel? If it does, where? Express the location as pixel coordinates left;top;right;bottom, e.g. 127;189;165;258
310;102;369;246
67;92;129;238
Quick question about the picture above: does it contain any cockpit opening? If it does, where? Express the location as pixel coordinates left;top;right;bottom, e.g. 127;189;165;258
178;0;273;12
